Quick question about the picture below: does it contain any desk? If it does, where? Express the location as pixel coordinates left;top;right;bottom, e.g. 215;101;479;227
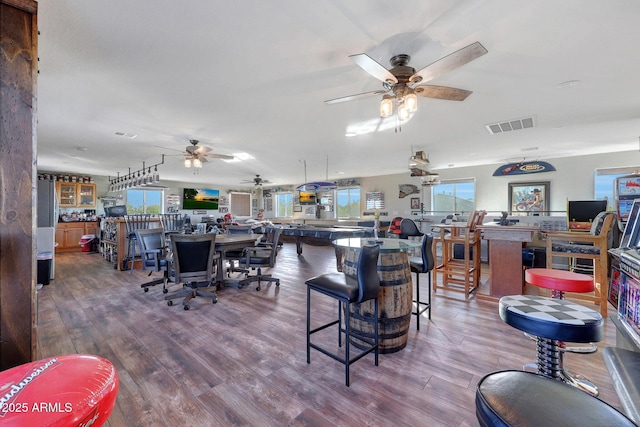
333;237;421;353
478;224;539;300
214;234;262;286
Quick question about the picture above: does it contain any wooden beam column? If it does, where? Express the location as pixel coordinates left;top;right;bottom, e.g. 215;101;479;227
0;0;38;369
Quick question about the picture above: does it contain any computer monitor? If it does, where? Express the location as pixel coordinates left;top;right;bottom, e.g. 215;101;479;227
620;199;640;248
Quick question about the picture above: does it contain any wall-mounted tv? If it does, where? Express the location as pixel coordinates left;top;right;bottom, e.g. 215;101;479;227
299;191;316;205
105;205;127;217
183;188;219;210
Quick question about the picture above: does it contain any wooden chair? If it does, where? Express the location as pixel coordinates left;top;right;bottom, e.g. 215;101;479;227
435;210;486;298
544;211;616;316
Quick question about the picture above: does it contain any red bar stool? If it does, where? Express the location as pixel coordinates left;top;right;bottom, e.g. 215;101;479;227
0;354;119;426
524;268;599;396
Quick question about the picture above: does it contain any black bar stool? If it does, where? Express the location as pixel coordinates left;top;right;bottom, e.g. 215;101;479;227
306;244;380;386
408;233;434;330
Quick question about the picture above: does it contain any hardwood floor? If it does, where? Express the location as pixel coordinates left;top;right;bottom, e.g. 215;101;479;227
37;243;622;426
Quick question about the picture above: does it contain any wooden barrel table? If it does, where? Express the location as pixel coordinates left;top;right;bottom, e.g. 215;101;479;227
334;237;421;354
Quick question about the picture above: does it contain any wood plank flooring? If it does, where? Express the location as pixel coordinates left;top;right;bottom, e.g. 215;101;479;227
37;243;622;426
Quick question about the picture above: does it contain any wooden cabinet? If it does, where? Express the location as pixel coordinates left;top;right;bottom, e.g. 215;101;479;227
56;182;96;208
55;222;98;252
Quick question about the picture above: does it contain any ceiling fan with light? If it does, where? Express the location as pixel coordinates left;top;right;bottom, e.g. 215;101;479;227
325;41;487;122
241;174;271;187
181;139;234;169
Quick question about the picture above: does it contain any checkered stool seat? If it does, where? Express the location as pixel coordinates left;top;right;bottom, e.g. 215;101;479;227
499;295;604;393
499;294;603;343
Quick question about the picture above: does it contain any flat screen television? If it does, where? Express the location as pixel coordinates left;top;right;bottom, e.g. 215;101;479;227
299;191;316;205
182;188;219;210
105;205;127;217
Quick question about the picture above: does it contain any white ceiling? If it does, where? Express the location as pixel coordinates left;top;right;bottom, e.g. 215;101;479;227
36;1;640;188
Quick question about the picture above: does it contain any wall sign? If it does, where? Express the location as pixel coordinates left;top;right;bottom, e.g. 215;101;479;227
493;161;556;176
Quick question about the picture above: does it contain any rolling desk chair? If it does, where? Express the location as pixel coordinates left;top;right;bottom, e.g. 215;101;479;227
164;233;219;310
239;226;282;291
135;228;171;293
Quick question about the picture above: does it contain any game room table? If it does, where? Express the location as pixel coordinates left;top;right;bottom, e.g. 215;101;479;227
262;224;375;270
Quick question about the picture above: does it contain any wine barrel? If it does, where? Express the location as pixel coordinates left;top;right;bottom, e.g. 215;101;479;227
343;248;413;353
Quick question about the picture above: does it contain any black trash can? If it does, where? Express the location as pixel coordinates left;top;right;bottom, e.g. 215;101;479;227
37;252;53;286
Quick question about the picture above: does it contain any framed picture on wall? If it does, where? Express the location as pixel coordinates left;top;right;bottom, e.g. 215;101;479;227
508;181;550;215
410;197;420;210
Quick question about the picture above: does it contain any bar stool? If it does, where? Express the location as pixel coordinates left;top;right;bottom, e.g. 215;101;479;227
498;294;603;395
525;268;599;395
124;214;151;273
306;245;380;386
408;233;434;330
476;370;636;427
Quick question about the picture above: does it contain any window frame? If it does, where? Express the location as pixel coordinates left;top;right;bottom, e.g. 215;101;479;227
126;188;164;214
335;186;361;219
430;178;476;215
274;191;293;218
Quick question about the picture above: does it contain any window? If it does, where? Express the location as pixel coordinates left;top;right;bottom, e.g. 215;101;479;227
274;192;293;217
594;167;639;202
230;192;251;217
336;187;360;219
127;189;163;214
431;179;475;214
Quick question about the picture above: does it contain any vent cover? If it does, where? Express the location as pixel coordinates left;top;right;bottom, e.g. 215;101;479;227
485;117;535;134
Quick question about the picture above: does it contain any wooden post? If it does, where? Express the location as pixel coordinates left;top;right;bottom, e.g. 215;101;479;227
0;0;38;369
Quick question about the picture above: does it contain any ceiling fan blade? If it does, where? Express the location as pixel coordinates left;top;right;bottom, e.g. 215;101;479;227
325;89;388;104
194;146;212;155
414;85;473;101
349;53;398;85
409;41;487;85
205;153;235;160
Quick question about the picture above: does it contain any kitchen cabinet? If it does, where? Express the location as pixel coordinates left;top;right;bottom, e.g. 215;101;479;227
55;221;98;253
56;182;96;208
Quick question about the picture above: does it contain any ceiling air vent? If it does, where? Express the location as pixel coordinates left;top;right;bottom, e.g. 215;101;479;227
485;117;535;135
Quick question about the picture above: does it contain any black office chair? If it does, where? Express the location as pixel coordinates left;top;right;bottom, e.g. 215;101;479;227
238;227;282;291
164;233;219;310
124;214;151;274
306;244;380;386
399;218;423;239
135;228;171;294
408;234;434;330
225;224;254;276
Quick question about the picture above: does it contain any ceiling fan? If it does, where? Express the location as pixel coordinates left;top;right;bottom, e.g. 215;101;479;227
241;174;271;187
325;41;487;120
179;139;234;168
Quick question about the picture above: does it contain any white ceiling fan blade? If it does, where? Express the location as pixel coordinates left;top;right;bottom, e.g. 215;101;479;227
414;85;473;101
194;146;212;155
325;89;388;104
349;53;398;85
409;41;487;86
205;153;235;160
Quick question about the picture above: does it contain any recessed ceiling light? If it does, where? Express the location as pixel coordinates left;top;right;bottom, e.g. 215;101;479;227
345;132;357;137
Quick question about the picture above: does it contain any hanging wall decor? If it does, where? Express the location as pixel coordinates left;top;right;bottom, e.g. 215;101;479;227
493;160;556;176
399;184;419;198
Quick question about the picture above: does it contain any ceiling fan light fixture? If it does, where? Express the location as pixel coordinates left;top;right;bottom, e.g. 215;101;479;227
193;157;202;169
397;101;410;121
184;158;192;168
405;91;418;113
380;95;393;118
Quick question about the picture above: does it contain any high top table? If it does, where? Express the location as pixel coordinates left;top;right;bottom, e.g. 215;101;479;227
333;237;421;353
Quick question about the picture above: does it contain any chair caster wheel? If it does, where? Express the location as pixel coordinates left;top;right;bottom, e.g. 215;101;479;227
167;300;173;306
163;288;168;294
144;287;149;292
183;304;190;310
256;286;261;291
212;298;217;304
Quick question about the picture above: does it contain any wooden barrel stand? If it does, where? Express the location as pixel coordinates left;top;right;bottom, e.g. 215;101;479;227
343;249;413;353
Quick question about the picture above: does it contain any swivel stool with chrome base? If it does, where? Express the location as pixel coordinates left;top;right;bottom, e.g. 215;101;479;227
524;268;600;395
498;294;603;396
